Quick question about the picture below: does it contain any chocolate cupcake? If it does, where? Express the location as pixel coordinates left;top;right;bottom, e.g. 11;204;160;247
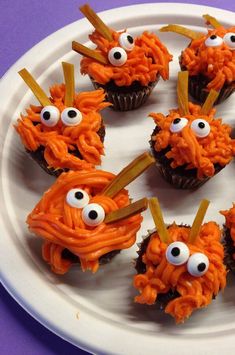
220;204;235;273
15;62;110;176
72;4;172;111
149;71;235;189
134;198;226;323
160;14;235;104
27;153;153;274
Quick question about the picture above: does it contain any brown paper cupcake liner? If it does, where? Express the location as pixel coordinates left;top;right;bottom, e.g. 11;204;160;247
90;75;160;111
180;59;235;104
62;248;121;266
26;124;105;177
223;226;235;273
150;126;224;190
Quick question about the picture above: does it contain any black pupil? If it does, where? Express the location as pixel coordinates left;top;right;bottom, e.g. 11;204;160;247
210;35;217;40
231;35;235;43
114;51;122;60
171;247;180;257
127;35;134;44
88;210;98;220
68;110;77;118
75;191;83;200
197;262;206;272
198;122;205;129
173;118;181;124
43;111;51;120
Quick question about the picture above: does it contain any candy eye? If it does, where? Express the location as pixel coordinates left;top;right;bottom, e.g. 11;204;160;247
61;107;82;126
40;106;60;127
170;117;188;133
191;119;210;138
66;189;89;208
166;242;190;265
205;34;223;47
82;203;105;227
118;33;134;51
108;47;127;66
223;32;235;50
187;253;209;277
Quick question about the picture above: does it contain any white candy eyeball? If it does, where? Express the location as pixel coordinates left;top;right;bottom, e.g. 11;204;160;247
166;241;190;266
61;107;82;126
170;117;188;133
108;47;127;66
187;253;209;277
205;34;223;47
191;119;210;138
223;32;235;50
66;189;90;209
118;32;135;51
40;106;60;127
82;203;105;227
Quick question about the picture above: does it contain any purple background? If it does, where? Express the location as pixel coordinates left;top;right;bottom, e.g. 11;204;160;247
0;1;234;354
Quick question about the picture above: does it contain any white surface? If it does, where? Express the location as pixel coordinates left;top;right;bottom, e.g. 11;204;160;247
1;3;235;355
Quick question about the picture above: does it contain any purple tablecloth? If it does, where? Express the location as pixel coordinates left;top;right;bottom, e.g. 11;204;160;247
0;1;234;354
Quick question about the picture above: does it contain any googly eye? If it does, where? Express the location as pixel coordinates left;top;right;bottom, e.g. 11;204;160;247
61;107;82;126
166;242;190;266
108;47;127;67
40;106;60;127
66;189;90;209
205;34;223;47
191;119;210;138
118;32;134;51
82;203;105;227
223;32;235;50
187;253;209;277
170;117;188;133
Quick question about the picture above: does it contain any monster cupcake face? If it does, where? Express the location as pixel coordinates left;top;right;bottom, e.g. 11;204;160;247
72;4;172;87
134;199;226;323
15;63;110;174
27;153;154;274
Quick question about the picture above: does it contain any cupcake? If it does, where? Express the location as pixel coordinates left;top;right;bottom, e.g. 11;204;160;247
134;198;226;323
15;62;110;176
27;152;154;274
160;14;235;104
72;4;172;111
150;71;235;189
220;204;235;273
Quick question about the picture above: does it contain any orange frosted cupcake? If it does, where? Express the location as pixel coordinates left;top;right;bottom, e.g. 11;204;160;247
72;4;172;111
160;14;235;104
220;204;235;273
150;72;235;189
134;198;227;323
15;62;110;176
27;153;154;274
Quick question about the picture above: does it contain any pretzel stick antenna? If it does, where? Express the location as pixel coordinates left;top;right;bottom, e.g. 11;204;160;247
18;68;52;107
102;152;155;198
104;198;148;224
203;14;222;29
149;198;169;243
200;89;219;115
72;41;108;64
62;62;75;107
80;4;113;41
177;71;189;116
160;24;202;40
189;199;210;244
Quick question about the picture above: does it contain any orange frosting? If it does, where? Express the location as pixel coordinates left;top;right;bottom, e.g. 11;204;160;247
27;169;143;274
133;222;226;323
80;30;172;86
221;204;235;258
15;85;110;170
181;27;235;90
150;102;235;179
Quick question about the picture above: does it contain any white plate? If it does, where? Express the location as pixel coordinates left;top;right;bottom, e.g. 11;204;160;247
1;3;235;355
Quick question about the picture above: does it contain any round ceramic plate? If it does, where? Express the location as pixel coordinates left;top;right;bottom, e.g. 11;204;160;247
1;3;235;354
